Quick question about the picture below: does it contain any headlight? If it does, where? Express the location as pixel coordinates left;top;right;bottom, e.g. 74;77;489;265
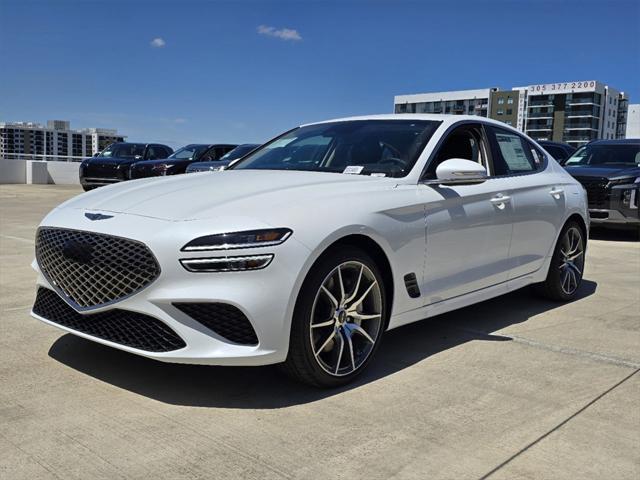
152;163;175;175
180;254;273;272
181;228;292;251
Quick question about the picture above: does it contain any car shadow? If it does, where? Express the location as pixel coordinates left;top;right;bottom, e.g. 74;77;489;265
589;226;639;242
48;280;597;409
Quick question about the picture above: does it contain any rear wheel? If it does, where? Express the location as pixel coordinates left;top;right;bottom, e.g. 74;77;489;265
537;221;585;301
283;247;387;387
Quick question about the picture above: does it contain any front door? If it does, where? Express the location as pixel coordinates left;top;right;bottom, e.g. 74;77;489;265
419;123;514;304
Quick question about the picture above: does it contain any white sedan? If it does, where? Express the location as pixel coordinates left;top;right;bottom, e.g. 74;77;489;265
31;115;588;387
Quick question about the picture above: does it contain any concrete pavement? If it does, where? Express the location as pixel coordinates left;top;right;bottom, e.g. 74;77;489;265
1;184;638;479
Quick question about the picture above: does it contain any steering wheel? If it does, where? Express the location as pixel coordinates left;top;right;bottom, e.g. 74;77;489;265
379;157;406;168
379;143;406;168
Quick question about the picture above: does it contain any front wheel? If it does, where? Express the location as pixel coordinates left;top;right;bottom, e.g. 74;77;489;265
283;247;387;387
537;221;586;301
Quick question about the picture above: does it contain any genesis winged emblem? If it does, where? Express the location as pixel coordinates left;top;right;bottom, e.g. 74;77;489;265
85;212;114;221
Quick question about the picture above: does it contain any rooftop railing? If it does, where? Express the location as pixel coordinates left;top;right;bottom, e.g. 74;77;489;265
0;153;87;162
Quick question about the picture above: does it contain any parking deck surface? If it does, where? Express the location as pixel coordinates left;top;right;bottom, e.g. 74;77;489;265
1;184;638;479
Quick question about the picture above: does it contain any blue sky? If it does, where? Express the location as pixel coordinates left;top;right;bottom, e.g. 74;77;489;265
1;0;639;147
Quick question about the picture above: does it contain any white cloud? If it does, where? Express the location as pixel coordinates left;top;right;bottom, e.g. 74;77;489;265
257;25;302;41
174;118;187;124
150;37;166;48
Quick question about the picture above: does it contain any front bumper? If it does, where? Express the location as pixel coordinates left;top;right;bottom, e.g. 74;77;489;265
588;183;639;225
31;211;312;366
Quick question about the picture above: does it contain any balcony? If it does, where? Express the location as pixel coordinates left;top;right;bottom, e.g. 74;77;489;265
527;112;554;119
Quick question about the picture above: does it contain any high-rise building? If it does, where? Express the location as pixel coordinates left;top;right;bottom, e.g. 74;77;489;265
625;104;640;139
0;120;126;160
394;80;629;147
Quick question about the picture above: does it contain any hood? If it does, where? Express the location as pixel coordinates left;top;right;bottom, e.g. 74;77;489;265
132;159;184;167
86;157;139;166
564;165;640;179
58;169;395;221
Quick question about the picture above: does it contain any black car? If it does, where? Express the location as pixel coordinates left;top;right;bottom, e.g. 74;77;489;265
129;143;237;179
185;144;260;173
563;139;639;228
538;141;576;164
80;142;173;191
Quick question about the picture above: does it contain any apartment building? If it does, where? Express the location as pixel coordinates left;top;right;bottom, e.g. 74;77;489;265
394;88;498;117
0;120;126;160
394;80;629;147
625;104;640;138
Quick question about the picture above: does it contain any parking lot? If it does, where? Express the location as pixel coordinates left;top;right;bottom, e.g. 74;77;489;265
0;184;638;480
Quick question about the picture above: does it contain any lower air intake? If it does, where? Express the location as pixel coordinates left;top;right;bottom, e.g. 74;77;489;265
33;287;186;352
173;302;258;345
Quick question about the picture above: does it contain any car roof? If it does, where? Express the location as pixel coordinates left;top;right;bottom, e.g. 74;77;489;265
588;139;640;146
302;113;519;130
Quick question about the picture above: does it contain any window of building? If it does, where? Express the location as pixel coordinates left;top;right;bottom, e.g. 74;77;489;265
498;98;505;105
497;109;504;115
506;109;513;115
507;97;514;104
505;120;513;126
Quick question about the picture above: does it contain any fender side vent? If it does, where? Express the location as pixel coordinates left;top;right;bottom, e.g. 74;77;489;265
404;273;421;298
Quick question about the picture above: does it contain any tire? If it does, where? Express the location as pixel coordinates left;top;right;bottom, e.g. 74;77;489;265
282;246;387;387
536;220;586;301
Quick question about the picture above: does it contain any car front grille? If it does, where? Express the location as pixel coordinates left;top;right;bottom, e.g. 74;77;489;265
574;176;610;208
33;287;186;352
36;227;160;310
173;302;259;345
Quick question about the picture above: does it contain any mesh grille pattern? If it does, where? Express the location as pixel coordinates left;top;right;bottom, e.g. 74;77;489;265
574;176;610;208
33;287;186;352
36;227;160;309
173;302;258;345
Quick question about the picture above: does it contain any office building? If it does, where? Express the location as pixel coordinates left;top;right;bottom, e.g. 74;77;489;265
394;80;630;147
0;120;126;160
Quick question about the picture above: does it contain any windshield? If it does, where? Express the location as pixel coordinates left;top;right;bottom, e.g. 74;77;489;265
169;144;211;160
221;144;259;161
565;144;640;167
230;120;441;177
99;143;145;159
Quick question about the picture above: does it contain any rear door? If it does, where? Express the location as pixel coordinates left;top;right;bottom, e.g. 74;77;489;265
419;122;514;304
484;126;567;279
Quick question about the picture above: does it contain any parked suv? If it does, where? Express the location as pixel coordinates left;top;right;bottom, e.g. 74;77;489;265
80;143;173;191
563;139;639;228
130;144;237;179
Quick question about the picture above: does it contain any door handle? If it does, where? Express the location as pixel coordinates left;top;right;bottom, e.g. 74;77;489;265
490;194;511;209
549;187;564;199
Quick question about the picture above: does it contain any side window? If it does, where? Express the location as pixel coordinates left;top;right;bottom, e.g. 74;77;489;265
147;146;167;160
201;147;217;161
424;124;488;179
161;147;171;158
487;127;537;176
546;146;566;162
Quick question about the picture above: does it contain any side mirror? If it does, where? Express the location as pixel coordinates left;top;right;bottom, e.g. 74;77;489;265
429;158;487;185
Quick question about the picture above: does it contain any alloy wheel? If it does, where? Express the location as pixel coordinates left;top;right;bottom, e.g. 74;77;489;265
309;261;383;376
558;226;584;295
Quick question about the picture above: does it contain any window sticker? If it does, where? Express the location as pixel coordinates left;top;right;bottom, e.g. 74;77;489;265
343;165;364;175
